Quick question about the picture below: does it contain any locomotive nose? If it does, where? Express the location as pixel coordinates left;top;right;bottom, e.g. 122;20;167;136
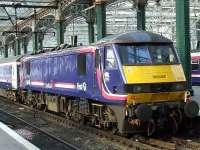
184;101;199;118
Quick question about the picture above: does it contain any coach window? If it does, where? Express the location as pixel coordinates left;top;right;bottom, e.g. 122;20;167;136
77;53;86;75
191;60;199;70
105;46;117;69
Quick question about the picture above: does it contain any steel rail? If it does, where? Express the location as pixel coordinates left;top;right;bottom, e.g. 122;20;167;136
0;97;161;150
171;137;200;149
0;107;80;150
2;97;200;150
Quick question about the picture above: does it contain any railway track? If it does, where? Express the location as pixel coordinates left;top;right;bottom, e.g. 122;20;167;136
136;136;200;150
171;137;200;149
0;108;80;150
1;97;200;150
137;138;176;150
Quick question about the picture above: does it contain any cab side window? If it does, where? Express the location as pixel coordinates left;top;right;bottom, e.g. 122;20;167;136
25;61;30;75
105;47;117;69
77;53;86;75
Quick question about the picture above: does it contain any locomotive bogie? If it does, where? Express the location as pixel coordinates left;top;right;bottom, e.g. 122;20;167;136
6;90;17;101
45;94;60;112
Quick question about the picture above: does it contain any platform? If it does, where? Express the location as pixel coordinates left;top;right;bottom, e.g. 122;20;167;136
0;122;39;150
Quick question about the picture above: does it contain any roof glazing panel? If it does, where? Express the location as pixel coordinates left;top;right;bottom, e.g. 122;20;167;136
0;0;55;31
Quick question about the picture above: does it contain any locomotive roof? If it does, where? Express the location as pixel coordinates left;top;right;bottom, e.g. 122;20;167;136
21;32;172;62
0;55;22;64
96;31;172;44
21;46;96;61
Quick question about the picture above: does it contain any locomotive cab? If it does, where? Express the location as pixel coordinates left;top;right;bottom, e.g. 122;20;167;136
97;32;199;135
116;43;186;104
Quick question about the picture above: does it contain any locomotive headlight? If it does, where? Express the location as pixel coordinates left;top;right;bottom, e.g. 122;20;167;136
134;86;142;93
133;85;151;93
125;84;150;93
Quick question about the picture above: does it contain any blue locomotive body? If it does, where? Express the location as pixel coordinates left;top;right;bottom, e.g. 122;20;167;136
0;31;198;135
20;47;127;105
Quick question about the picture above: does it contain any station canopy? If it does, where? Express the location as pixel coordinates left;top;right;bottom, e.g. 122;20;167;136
0;0;55;32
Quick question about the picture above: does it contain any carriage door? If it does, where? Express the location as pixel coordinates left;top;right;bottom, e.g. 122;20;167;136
103;46;121;94
11;63;18;89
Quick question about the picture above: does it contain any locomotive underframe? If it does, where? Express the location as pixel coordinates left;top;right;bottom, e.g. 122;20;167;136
0;88;195;136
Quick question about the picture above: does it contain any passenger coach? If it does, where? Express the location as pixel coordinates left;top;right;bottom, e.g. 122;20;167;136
0;57;20;99
191;51;200;85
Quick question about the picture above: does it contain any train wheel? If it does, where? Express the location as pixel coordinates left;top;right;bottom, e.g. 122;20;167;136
112;126;118;135
169;116;178;134
79;115;86;125
37;103;44;111
20;91;26;104
65;112;72;119
91;116;101;128
43;104;48;112
171;109;182;125
32;102;37;108
147;120;156;136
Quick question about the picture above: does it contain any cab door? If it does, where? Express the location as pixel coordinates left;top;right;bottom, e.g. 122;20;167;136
102;46;123;94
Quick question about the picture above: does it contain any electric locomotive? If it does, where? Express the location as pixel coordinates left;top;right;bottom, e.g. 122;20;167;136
0;31;198;136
